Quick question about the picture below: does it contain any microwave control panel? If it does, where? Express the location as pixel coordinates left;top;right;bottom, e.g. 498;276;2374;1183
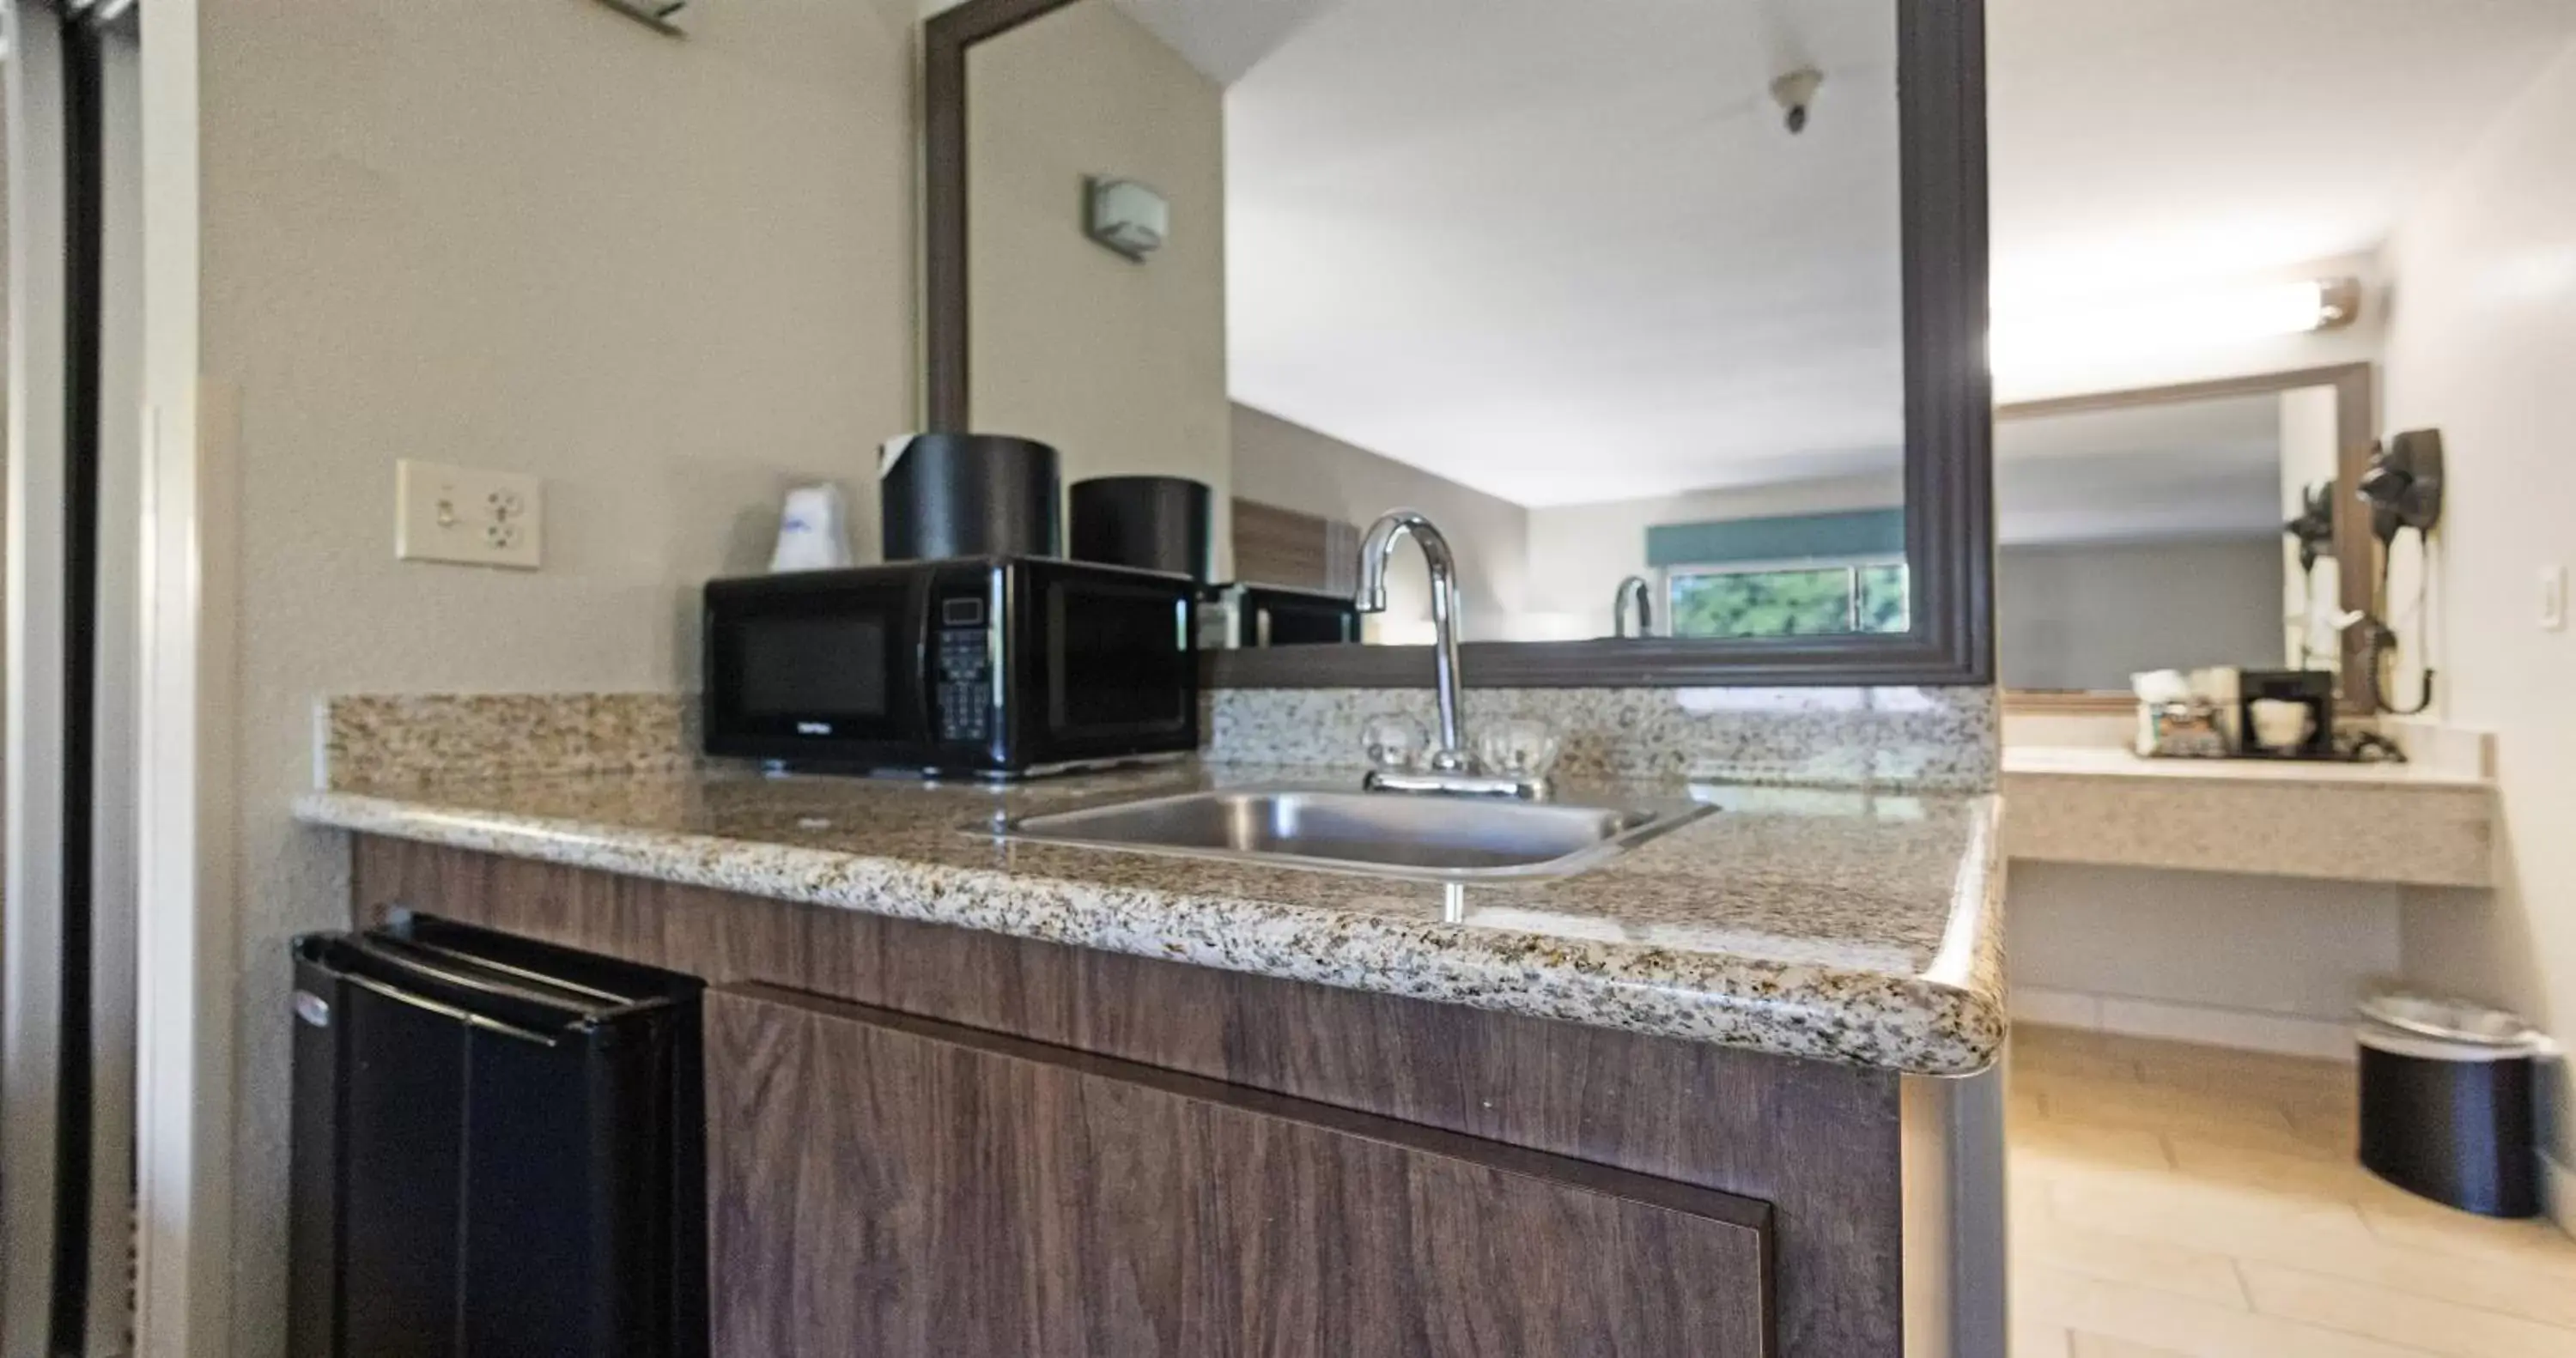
934;595;994;746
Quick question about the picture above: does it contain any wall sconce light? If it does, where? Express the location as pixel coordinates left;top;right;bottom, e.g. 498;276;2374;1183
1085;176;1170;263
1990;276;2361;382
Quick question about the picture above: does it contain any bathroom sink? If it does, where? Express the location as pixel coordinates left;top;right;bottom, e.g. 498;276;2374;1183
994;786;1709;881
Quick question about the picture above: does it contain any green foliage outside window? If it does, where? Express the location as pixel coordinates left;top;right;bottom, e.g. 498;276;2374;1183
1856;563;1909;634
1667;562;1911;640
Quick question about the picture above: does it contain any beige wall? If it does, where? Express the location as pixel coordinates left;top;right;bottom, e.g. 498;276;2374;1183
1230;403;1528;642
2379;37;2576;1168
1521;470;1905;638
199;3;920;1351
967;1;1230;573
1996;537;2284;691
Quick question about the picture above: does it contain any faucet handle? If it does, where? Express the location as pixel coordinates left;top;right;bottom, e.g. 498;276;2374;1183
1361;712;1430;775
1474;719;1562;784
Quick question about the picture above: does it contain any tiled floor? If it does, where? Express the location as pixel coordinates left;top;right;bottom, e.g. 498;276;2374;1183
2008;1025;2576;1358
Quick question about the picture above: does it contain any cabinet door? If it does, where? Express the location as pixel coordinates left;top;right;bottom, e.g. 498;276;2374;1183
705;984;1772;1357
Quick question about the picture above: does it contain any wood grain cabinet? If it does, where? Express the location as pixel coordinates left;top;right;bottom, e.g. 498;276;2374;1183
355;839;1900;1355
705;984;1776;1357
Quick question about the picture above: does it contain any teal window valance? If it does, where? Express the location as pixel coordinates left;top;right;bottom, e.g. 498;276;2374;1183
1645;508;1905;568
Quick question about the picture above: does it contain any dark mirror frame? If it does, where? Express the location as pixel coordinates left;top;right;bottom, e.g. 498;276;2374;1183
926;0;1992;689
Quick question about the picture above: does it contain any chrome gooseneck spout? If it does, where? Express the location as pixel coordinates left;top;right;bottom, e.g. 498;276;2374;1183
1355;509;1469;771
1613;574;1655;639
1352;511;1546;798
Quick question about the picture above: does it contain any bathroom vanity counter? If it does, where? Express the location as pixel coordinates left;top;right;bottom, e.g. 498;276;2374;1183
2002;744;2494;886
296;761;2006;1076
2002;743;2490;787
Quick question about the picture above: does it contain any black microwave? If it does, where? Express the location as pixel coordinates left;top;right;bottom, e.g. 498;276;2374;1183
702;556;1200;778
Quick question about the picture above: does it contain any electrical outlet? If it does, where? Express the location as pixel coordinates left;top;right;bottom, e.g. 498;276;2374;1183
395;459;543;570
2543;564;2568;633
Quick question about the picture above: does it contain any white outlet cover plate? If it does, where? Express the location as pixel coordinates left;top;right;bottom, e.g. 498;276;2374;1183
2543;564;2568;632
395;458;543;570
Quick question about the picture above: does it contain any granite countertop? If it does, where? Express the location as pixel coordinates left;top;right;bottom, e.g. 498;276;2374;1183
294;762;2006;1076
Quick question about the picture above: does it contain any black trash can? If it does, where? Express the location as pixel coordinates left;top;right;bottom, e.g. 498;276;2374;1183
2355;993;2555;1219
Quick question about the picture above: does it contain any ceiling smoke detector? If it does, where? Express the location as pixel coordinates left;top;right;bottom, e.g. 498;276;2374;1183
1771;66;1824;135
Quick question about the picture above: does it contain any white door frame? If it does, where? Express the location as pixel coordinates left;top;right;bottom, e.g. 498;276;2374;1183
133;0;234;1353
4;8;155;1350
9;2;226;1353
3;7;81;1349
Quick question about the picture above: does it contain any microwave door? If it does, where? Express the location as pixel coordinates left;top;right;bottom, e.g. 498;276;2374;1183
1042;573;1196;745
707;575;925;752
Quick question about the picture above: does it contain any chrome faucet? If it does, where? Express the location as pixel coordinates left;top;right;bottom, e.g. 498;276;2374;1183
1357;509;1468;769
1354;509;1541;797
1613;574;1655;638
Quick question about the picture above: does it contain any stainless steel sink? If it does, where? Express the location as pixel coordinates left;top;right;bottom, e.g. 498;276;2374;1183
994;786;1709;881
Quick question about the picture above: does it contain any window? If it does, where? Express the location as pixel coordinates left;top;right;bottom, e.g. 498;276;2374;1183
1667;559;1911;640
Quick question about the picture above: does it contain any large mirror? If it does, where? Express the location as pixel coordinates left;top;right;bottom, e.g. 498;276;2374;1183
925;0;1990;688
1994;367;2378;712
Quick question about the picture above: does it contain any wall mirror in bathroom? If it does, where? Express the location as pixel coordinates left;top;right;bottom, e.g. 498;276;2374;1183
1992;368;2380;716
923;0;1990;689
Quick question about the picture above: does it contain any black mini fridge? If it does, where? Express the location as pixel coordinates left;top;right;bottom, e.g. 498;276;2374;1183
289;912;708;1358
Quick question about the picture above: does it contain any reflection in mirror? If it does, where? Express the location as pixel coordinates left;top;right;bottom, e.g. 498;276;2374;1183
1995;383;2345;694
961;0;1908;649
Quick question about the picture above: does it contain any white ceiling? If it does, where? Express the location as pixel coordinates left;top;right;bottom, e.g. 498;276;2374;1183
1989;0;2576;307
1216;0;1905;508
1174;0;2576;508
1994;393;2282;546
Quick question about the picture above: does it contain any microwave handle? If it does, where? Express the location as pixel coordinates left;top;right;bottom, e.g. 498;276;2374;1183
1255;606;1273;649
914;571;939;741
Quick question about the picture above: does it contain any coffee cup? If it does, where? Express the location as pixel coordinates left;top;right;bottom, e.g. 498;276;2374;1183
2249;699;2315;753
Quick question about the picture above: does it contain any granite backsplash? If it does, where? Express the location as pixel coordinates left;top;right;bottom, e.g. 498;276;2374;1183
320;685;1997;795
1205;686;1998;792
319;693;695;788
